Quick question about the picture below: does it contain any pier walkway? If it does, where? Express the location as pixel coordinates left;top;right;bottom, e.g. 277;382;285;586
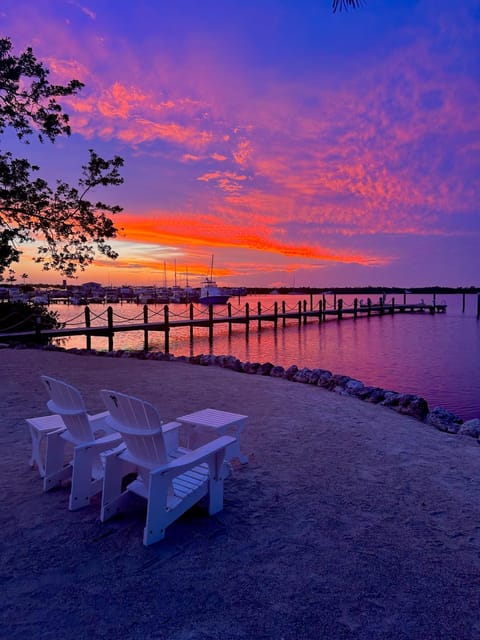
0;297;447;352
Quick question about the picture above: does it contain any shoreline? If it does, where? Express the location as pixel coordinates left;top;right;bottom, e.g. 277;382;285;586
5;342;480;439
2;346;480;638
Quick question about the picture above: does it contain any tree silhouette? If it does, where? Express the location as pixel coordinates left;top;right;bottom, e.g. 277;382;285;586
0;37;124;279
332;0;363;12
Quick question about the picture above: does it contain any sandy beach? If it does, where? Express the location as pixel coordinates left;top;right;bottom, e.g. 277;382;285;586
2;347;480;640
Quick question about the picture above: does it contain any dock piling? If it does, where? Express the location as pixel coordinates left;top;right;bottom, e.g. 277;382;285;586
107;306;114;351
84;306;91;350
164;305;170;353
143;304;149;351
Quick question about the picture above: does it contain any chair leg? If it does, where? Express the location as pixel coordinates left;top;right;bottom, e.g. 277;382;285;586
43;432;71;492
207;475;225;515
208;452;226;515
101;454;133;522
143;472;170;546
68;446;96;511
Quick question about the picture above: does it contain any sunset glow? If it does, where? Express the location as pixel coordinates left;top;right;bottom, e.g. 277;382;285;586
1;0;479;287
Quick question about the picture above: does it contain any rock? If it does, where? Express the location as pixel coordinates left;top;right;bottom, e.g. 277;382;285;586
242;361;260;374
344;379;365;396
332;374;355;394
399;395;429;420
270;365;285;378
284;365;299;380
426;407;463;433
458;418;480;438
257;362;274;376
223;356;243;372
293;368;313;383
363;387;388;404
173;355;189;363
316;370;333;389
381;391;400;407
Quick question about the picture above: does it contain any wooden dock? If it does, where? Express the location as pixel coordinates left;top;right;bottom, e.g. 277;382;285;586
0;297;447;352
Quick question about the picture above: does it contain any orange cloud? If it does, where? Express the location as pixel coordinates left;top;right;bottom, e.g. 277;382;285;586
115;212;389;266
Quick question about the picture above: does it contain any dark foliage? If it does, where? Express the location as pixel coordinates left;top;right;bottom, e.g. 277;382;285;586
0;301;63;344
332;0;364;12
0;37;124;278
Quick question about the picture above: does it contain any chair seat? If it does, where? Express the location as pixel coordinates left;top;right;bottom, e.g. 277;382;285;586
100;388;238;545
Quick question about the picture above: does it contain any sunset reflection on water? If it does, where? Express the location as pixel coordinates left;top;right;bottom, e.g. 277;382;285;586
52;294;480;420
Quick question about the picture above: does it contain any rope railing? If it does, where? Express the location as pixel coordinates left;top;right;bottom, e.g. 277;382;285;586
0;295;448;351
0;312;38;332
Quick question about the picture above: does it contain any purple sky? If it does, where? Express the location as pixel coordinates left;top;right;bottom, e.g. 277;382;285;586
2;0;479;288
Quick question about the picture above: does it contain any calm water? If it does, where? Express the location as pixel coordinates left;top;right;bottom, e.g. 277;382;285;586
50;293;480;421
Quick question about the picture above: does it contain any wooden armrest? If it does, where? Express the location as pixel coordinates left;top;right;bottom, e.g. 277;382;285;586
75;432;123;452
151;435;236;477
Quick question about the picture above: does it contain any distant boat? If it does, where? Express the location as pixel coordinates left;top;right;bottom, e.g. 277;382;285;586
199;278;230;305
198;255;230;305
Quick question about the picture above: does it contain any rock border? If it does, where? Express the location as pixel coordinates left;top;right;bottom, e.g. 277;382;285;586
7;343;480;441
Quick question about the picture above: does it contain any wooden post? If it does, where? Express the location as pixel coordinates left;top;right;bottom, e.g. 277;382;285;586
322;296;327;321
379;297;384;316
390;297;395;314
298;301;302;326
303;300;307;325
257;301;262;331
245;302;250;335
462;293;466;313
274;301;278;330
433;292;436;307
333;293;337;310
208;304;214;343
227;302;232;336
107;306;114;352
35;314;42;342
403;291;407;304
189;303;194;342
367;298;371;317
318;299;322;323
309;292;313;311
282;300;286;327
337;299;343;320
164;305;170;353
143;304;149;351
353;298;358;319
84;306;91;350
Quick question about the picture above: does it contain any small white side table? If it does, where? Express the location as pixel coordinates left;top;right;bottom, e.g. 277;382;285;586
176;408;248;464
25;414;65;477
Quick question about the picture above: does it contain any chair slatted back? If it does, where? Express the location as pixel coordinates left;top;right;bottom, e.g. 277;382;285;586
41;375;94;444
100;390;168;467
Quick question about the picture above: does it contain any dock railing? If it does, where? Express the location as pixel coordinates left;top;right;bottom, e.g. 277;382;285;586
0;296;449;352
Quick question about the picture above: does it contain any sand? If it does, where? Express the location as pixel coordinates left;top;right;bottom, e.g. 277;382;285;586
1;347;480;640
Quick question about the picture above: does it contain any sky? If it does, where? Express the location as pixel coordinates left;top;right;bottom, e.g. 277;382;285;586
1;0;479;288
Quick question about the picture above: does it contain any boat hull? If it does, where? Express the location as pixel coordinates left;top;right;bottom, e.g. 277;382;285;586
199;294;230;305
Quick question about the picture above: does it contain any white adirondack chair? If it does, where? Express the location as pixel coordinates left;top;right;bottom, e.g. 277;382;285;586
41;375;123;510
100;389;235;546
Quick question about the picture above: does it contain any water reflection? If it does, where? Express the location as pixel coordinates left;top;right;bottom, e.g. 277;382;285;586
51;293;480;420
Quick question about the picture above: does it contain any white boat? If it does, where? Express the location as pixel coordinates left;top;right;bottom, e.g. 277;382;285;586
199;278;230;305
198;255;230;305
